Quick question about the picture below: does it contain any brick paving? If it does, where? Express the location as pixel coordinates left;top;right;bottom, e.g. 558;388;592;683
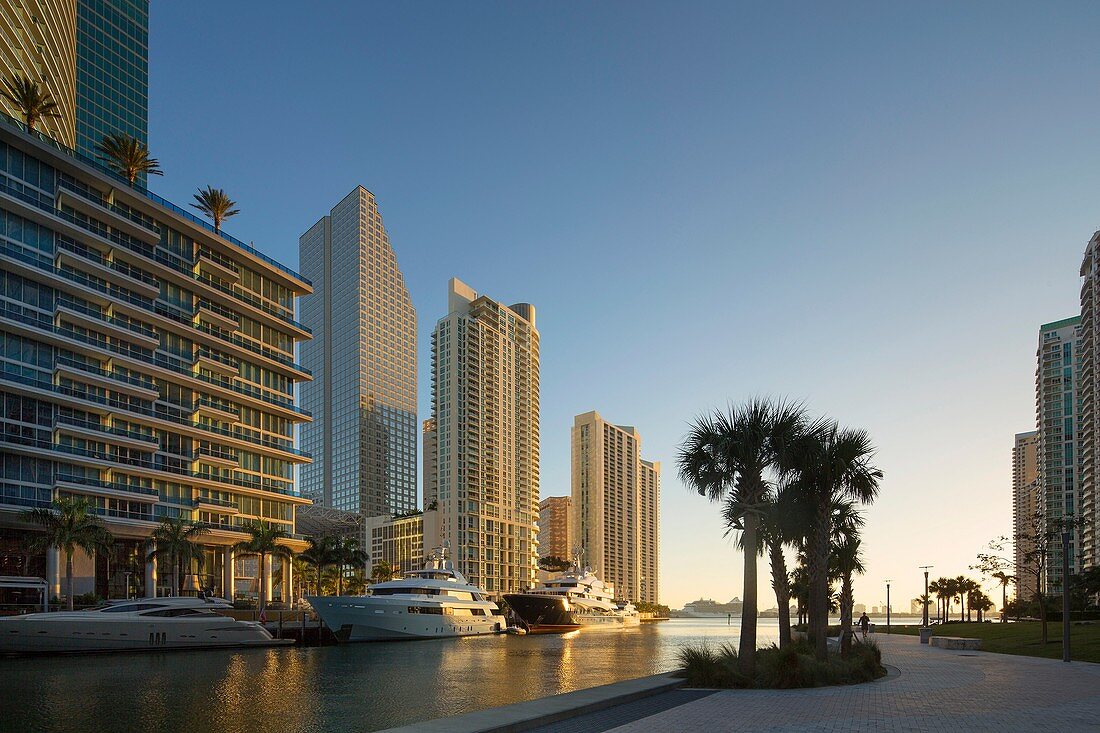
599;635;1100;732
524;690;716;733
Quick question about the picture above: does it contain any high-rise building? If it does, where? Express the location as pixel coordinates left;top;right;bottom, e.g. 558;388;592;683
538;495;572;560
422;417;437;508
429;278;540;595
572;411;660;605
1079;231;1100;569
1012;430;1040;601
298;186;417;517
364;509;441;578
1036;316;1082;594
0;1;148;158
0;115;311;602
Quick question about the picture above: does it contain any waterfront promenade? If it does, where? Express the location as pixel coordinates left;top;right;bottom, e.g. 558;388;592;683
404;634;1100;732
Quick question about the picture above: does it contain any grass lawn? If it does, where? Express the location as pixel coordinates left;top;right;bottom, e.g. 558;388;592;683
888;621;1100;663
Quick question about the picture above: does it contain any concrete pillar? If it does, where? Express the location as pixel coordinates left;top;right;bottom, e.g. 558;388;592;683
286;557;294;606
46;547;60;600
263;555;274;603
145;546;157;599
222;547;234;601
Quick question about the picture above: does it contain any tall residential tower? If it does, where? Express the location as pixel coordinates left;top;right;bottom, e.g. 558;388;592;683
1079;231;1100;569
1012;430;1040;601
429;278;540;594
572;411;660;605
299;186;417;517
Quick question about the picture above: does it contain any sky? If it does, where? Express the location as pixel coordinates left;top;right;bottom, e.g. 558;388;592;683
148;1;1100;609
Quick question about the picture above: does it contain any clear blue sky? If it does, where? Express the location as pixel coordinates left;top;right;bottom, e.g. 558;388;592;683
149;1;1100;608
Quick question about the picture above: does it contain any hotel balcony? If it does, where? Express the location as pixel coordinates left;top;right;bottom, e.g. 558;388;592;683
54;414;160;452
192;445;239;470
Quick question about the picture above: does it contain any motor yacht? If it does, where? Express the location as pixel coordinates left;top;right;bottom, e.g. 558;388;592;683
306;551;506;642
0;595;291;654
504;566;641;633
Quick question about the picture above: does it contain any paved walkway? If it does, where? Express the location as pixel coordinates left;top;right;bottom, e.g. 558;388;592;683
598;635;1100;732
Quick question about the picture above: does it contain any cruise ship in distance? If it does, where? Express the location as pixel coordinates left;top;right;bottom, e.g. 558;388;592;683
673;598;744;618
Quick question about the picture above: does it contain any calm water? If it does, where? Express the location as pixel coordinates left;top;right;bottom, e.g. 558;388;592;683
0;617;900;732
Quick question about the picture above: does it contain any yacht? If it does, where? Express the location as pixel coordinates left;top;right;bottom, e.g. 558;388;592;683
504;566;641;634
306;551;506;642
0;595;290;654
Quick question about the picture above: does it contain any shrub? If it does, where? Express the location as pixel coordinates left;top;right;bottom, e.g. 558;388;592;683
676;638;886;690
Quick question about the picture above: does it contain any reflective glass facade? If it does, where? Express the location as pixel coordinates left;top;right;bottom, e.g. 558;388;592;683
299;187;417;517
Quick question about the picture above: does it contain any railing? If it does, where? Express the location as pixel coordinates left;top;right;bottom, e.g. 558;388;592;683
193;495;240;510
0;239;154;310
55;413;159;445
0;300;154;361
56;236;159;288
56;179;161;235
56;295;158;341
55;473;160;497
195;396;240;419
0;109;310;286
55;354;157;392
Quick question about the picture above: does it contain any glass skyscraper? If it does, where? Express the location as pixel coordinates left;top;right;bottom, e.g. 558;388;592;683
299;187;417;517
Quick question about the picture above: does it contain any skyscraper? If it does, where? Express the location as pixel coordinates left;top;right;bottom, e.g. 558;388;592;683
1078;231;1100;569
429;278;540;595
538;495;572;560
0;1;148;158
1035;316;1082;594
299;186;417;517
572;411;660;605
1012;430;1040;601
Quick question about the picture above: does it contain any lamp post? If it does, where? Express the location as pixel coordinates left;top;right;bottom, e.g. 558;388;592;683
885;580;892;634
920;566;933;627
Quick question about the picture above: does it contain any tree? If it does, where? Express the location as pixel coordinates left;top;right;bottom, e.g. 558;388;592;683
990;571;1014;621
1013;508;1078;644
778;420;882;661
191;186;240;232
96;132;162;185
679;398;807;675
24;497;113;610
928;579;944;622
789;562;810;627
370;559;398;585
538;555;572;572
146;517;208;598
333;536;367;596
1;74;60;133
300;534;339;596
832;522;865;655
231;521;293;612
972;536;1012;621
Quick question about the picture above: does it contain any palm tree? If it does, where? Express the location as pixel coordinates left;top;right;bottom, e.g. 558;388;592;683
300;534;339;596
370;558;398;585
955;575;971;622
779;421;883;660
758;492;800;649
24;497;113;610
1;74;60;133
679;398;806;676
231;521;293;612
833;531;865;656
96;132;162;184
191;186;240;232
334;535;367;596
146;517;208;597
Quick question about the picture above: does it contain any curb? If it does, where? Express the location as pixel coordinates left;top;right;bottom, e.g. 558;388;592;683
376;672;685;733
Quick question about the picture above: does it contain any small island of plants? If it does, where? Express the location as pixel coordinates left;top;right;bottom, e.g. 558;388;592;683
678;638;885;689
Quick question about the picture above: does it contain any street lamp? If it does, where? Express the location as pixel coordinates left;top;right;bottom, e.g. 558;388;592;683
884;580;892;634
919;565;933;628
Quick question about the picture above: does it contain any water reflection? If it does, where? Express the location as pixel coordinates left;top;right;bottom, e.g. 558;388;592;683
0;619;796;732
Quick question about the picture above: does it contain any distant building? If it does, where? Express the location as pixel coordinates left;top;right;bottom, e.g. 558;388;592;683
910;598;924;615
539;496;572;560
429;278;540;595
364;510;441;578
853;603;866;614
1013;430;1040;600
572;411;661;604
1079;232;1100;568
299;187;417;517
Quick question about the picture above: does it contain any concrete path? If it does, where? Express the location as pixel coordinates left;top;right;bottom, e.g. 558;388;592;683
603;634;1100;732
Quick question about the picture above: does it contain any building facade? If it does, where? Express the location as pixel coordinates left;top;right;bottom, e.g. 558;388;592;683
1079;231;1100;569
429;278;540;595
1012;430;1040;601
364;509;440;578
0;115;311;602
0;1;148;159
1036;316;1082;594
298;186;417;518
538;495;572;560
571;411;660;605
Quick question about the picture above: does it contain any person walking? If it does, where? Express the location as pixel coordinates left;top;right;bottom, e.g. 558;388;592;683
858;612;871;641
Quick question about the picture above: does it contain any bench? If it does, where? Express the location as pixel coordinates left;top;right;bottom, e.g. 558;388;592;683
929;636;982;650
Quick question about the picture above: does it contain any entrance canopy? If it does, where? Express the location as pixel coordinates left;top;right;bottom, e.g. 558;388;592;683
0;576;48;612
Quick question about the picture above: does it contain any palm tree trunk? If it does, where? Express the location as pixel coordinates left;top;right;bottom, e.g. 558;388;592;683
259;554;267;613
767;540;791;649
1038;588;1047;644
337;564;344;596
1002;584;1007;622
317;565;323;596
808;497;831;661
66;550;74;611
839;575;854;655
738;512;759;677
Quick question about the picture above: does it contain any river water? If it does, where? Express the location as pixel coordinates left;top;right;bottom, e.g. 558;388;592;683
0;616;902;732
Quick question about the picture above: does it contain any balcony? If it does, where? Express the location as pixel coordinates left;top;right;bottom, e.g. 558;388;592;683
53;355;158;400
194;301;239;331
196;250;240;283
193;445;239;469
55;474;160;504
55;414;160;452
192;348;240;377
194;396;241;423
55;239;159;298
55;298;159;350
55;180;162;243
194;495;240;513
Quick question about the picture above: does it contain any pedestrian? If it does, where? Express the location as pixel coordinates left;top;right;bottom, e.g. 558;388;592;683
858;611;870;641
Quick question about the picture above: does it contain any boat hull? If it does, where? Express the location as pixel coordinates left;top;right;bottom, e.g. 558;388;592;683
307;597;506;642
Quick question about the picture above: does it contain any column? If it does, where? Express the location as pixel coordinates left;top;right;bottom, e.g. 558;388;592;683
46;547;60;601
263;555;273;603
222;547;234;602
144;545;157;598
285;557;294;606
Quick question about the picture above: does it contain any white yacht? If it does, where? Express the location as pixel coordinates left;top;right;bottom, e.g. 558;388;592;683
0;596;291;654
504;566;640;633
306;552;506;642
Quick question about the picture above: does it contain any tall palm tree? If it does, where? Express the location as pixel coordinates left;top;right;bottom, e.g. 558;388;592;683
789;563;810;627
24;497;113;610
191;186;239;233
779;421;883;660
928;579;943;622
991;571;1014;622
833;530;865;656
679;398;806;676
1;74;60;133
758;491;800;649
300;534;339;596
955;575;971;622
96;132;162;185
146;517;209;597
334;535;367;596
231;521;293;612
